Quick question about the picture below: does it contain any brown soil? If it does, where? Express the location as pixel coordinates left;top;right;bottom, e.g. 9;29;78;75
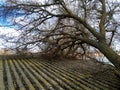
39;58;113;74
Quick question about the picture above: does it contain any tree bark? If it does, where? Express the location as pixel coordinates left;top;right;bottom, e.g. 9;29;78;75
96;42;120;71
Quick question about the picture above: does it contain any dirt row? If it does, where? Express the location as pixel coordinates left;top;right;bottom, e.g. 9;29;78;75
0;58;120;90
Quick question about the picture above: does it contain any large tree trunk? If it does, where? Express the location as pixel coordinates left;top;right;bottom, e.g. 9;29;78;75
96;42;120;71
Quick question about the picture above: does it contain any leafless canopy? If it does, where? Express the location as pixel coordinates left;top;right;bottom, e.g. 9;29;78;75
1;0;120;70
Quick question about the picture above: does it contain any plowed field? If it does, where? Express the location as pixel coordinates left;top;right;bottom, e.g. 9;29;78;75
0;57;120;90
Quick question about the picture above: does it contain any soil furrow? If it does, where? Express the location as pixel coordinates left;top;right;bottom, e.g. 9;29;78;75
7;60;19;90
23;59;76;90
23;59;68;90
21;59;56;90
3;59;9;90
0;59;5;90
32;59;116;90
26;59;90;90
40;60;117;88
5;59;15;90
12;59;35;90
1;56;119;90
8;60;26;90
16;59;45;90
12;59;32;90
21;59;65;90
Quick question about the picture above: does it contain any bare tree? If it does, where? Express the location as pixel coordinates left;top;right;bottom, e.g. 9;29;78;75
1;0;120;71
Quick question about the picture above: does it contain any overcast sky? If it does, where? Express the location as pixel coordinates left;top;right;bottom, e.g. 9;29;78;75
0;0;120;51
0;27;19;49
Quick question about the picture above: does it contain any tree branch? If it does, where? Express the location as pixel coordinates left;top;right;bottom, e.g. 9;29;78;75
99;0;107;39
